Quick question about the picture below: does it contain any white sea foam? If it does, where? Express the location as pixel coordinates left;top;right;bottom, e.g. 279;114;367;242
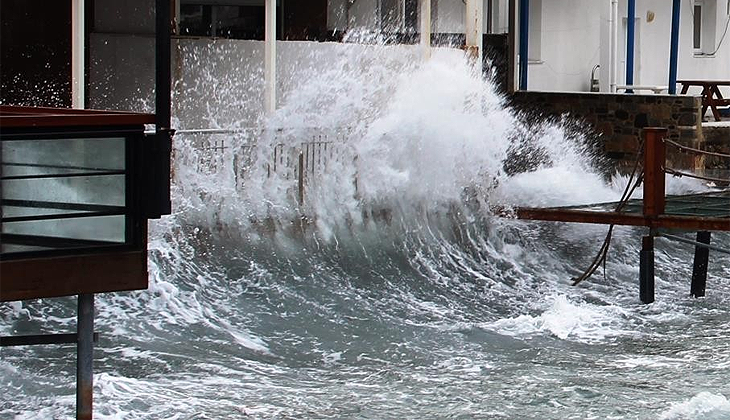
486;295;630;342
660;392;730;420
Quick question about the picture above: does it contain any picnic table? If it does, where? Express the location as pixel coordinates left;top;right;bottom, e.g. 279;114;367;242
677;80;730;121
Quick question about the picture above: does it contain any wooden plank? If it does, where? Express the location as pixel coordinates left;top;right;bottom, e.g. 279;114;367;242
0;105;155;128
515;207;730;231
0;251;148;301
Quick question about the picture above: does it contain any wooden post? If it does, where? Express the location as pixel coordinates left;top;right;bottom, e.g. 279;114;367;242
642;128;667;217
690;231;711;297
640;235;655;304
420;0;431;60
264;0;276;115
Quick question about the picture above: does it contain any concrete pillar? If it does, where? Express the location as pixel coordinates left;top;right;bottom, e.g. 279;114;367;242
265;0;276;115
420;0;432;60
465;0;484;71
72;0;85;108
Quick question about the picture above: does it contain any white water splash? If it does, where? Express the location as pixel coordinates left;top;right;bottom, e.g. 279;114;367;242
486;295;632;343
660;392;730;420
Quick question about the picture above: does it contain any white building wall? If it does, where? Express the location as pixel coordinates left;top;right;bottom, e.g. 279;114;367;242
527;0;603;92
634;0;730;97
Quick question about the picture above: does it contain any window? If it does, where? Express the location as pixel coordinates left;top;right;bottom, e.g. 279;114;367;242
693;0;717;55
693;4;702;50
528;0;542;61
180;4;266;39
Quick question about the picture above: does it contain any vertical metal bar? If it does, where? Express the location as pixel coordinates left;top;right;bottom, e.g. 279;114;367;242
264;0;277;115
154;0;173;218
642;128;666;217
518;0;529;90
298;152;304;206
156;0;171;129
420;0;431;59
71;0;85;109
640;236;655;304
486;0;493;34
668;0;681;94
76;293;94;420
691;231;711;297
626;0;636;92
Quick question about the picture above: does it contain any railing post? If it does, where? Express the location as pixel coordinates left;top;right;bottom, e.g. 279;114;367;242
643;128;667;217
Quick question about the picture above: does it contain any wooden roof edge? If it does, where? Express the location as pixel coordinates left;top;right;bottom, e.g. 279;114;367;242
0;105;155;128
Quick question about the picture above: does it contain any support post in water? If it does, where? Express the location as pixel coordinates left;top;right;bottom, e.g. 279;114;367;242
690;231;711;297
640;235;655;304
642;128;667;218
77;294;94;420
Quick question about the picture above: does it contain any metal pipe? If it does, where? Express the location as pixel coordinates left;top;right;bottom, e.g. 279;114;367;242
610;0;618;92
668;0;681;94
71;0;85;109
659;232;730;255
626;0;636;93
76;294;94;420
420;0;431;60
518;0;529;90
264;0;276;115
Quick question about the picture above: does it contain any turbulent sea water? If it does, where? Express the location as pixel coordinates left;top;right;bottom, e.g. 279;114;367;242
2;48;730;419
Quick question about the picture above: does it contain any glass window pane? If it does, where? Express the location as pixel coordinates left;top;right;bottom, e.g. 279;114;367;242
1;137;128;254
694;5;702;49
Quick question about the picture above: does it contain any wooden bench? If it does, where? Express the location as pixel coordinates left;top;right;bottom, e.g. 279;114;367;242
677;80;730;121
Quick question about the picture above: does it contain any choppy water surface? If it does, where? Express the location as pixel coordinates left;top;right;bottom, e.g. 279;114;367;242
2;47;730;419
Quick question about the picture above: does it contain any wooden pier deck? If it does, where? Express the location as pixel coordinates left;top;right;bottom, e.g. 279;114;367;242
510;127;730;303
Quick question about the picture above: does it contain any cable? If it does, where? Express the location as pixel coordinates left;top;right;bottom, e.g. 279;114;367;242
663;138;730;159
572;138;645;286
664;167;730;183
709;13;730;55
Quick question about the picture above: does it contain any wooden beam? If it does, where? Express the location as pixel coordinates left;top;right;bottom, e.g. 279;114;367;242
0;251;148;302
515;207;730;231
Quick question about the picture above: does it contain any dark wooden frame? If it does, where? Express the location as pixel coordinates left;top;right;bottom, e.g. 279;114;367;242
1;106;156;302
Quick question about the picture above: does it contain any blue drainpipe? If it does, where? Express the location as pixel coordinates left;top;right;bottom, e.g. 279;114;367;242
668;0;681;94
519;0;529;90
626;0;636;93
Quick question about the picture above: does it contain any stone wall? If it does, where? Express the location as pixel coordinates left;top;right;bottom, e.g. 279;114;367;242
508;91;703;170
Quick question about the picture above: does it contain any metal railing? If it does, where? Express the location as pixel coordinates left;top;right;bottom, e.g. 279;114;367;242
173;127;351;204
